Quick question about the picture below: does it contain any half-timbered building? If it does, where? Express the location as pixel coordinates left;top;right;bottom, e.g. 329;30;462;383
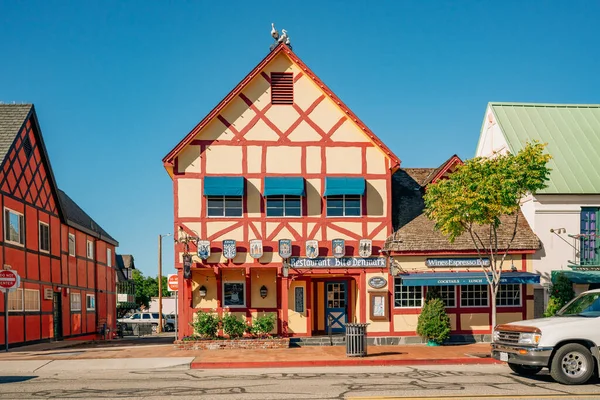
0;104;118;347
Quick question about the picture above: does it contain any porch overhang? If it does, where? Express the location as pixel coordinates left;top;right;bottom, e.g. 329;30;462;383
399;271;541;287
552;270;600;284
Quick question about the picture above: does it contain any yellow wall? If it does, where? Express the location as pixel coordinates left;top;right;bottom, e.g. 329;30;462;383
178;179;202;217
460;313;489;331
393;314;419;333
287;280;307;333
497;312;523;326
316;282;324;331
251;269;277;308
191;270;218;309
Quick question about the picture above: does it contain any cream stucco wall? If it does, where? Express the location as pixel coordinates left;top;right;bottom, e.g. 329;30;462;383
205;146;243;174
177;145;201;174
251;269;277;308
325;147;362;174
393;314;419;333
192;271;218;309
460;313;489;331
178;179;202;217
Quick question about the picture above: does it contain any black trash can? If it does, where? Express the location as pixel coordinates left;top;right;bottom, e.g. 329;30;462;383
345;323;369;357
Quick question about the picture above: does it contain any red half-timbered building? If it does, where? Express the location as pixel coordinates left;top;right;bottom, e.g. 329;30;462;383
0;104;118;347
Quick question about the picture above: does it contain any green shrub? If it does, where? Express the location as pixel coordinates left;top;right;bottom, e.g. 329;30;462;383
425;287;441;302
191;311;220;339
222;313;248;338
251;313;276;337
544;273;575;317
417;298;451;344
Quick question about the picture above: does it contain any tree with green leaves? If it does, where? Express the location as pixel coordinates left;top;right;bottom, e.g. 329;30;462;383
132;269;170;309
423;141;551;328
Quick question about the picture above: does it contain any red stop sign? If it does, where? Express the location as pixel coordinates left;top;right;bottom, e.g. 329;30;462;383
167;274;178;291
0;270;18;290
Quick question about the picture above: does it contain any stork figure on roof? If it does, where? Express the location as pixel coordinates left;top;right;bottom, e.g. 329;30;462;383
271;23;279;40
270;24;292;51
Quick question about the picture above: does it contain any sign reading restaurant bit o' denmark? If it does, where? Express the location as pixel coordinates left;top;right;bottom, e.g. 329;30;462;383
425;258;490;268
289;257;386;268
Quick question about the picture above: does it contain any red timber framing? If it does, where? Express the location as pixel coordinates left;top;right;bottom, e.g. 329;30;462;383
164;43;403;338
0;105;118;347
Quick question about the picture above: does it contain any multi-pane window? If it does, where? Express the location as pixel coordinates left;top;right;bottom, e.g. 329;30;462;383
429;286;456;308
4;208;24;245
86;294;96;311
207;196;242;217
496;284;521;307
580;207;599;265
68;233;75;256
394;278;423;308
266;195;301;217
7;289;23;312
461;284;489;307
39;222;50;252
326;195;361;217
70;293;81;311
107;248;112;267
86;240;94;259
24;289;40;311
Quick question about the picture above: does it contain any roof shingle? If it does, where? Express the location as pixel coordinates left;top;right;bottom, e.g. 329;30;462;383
0;104;33;165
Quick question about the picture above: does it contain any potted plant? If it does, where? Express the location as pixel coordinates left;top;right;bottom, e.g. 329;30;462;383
417;289;451;346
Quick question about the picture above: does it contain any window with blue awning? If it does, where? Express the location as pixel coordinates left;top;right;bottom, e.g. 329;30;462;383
263;177;306;197
323;177;365;196
203;177;245;196
398;271;540;287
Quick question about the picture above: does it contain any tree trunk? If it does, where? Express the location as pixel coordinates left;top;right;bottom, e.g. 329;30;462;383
490;285;497;330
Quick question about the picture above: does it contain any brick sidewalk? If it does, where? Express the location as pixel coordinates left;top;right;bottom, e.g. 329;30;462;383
0;340;498;369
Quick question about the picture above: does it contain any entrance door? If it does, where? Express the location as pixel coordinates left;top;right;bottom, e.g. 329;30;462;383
53;292;62;340
325;281;347;334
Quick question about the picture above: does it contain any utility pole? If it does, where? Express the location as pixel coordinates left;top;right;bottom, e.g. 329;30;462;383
157;233;171;334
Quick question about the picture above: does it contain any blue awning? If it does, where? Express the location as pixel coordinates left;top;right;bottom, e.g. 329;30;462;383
552;270;600;284
324;177;365;196
399;271;541;287
264;177;305;196
203;177;245;196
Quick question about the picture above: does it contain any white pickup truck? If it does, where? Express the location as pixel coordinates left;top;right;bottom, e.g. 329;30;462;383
491;288;600;385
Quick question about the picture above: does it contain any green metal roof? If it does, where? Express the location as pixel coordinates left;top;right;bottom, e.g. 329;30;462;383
486;102;600;194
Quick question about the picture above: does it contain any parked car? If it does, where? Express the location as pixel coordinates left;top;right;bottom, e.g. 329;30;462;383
491;289;600;385
117;312;167;333
165;313;177;332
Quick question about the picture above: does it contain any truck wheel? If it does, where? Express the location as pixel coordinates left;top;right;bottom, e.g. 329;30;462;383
550;343;595;385
151;324;158;333
508;363;543;376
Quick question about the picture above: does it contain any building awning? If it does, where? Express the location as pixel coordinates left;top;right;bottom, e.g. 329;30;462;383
398;271;541;287
552;270;600;284
263;177;305;196
324;177;365;196
203;177;245;196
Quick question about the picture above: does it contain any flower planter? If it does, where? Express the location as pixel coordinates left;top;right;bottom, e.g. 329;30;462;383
174;337;290;350
426;339;441;346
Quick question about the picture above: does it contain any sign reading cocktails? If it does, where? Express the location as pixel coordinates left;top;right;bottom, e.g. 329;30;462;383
289;257;385;268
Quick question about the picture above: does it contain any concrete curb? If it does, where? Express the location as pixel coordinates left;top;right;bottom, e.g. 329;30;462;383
190;357;502;369
0;358;195;373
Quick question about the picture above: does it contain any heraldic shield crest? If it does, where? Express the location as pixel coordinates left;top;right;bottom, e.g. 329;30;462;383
332;239;345;258
305;240;318;259
278;239;292;259
222;240;237;259
359;239;372;258
197;240;211;260
249;239;263;259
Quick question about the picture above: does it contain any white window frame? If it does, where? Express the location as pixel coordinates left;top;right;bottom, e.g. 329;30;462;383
39;221;50;253
393;278;423;309
107;248;112;267
428;286;457;308
70;292;81;311
460;284;490;308
24;289;40;311
266;195;302;218
4;207;25;246
86;240;94;259
206;196;243;218
325;194;362;218
496;284;522;307
86;294;96;311
222;281;246;308
7;288;23;312
68;233;76;256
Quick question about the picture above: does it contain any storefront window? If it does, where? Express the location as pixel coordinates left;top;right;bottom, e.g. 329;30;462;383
428;286;456;308
460;284;488;307
223;282;245;307
266;195;301;217
394;278;422;308
496;284;521;307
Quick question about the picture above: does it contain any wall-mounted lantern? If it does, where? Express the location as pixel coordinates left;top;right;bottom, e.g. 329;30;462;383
260;285;268;299
199;285;207;298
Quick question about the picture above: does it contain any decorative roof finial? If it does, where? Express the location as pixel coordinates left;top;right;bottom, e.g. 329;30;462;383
270;23;292;51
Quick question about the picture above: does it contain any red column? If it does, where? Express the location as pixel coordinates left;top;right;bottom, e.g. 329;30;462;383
281;275;289;336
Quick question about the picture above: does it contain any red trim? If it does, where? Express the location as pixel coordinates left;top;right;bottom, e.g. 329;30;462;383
429;155;463;184
162;43;400;169
389;249;537;255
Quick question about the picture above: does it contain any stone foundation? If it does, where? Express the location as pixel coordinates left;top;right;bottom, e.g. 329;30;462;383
174;337;290;350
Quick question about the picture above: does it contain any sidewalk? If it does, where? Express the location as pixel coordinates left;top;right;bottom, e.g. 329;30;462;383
0;338;498;371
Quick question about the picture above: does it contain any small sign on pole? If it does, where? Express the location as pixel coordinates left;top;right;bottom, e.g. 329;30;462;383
167;274;178;292
0;269;19;352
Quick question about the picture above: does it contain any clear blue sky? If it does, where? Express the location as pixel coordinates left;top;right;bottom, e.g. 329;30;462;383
1;1;599;276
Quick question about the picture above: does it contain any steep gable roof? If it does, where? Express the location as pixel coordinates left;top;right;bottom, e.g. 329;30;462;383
483;102;600;194
162;43;400;172
386;159;540;253
58;189;118;246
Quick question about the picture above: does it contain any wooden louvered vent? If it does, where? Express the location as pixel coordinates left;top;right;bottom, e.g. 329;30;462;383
271;72;293;104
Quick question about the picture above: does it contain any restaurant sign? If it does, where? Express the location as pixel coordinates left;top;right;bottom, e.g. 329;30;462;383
425;258;490;268
289;257;386;268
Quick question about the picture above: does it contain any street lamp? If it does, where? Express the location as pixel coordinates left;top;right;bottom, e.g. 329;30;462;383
158;233;172;333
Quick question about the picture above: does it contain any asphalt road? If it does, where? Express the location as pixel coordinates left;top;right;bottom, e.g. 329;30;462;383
1;364;600;400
